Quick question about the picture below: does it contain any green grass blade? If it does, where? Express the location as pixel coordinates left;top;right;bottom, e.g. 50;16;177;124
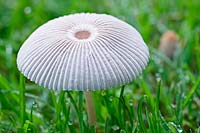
156;80;161;111
67;91;79;115
155;80;161;132
183;77;200;108
140;80;154;106
30;101;36;123
61;91;69;131
78;91;84;133
138;95;147;132
105;118;109;133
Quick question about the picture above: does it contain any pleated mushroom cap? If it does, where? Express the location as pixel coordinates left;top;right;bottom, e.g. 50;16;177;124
17;13;149;91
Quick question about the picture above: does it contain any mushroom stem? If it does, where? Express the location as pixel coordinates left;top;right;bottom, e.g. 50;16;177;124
84;91;97;126
20;73;26;127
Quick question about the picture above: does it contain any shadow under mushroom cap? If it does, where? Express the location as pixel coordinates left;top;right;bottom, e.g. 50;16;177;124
17;13;149;91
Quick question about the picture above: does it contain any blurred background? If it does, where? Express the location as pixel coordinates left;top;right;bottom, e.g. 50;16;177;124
0;0;200;132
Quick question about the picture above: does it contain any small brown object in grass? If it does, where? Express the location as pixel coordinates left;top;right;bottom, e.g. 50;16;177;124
159;30;179;59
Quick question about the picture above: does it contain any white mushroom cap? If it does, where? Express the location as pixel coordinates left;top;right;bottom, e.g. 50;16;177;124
17;13;149;91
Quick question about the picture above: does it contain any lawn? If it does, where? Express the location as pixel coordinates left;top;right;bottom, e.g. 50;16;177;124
0;0;200;132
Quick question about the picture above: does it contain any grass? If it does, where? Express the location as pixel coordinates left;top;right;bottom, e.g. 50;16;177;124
0;0;200;132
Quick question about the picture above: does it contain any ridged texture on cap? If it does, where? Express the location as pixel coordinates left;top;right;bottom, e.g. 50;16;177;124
17;13;149;91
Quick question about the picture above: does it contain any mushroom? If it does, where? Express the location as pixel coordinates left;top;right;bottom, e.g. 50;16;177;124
159;30;179;59
17;13;149;127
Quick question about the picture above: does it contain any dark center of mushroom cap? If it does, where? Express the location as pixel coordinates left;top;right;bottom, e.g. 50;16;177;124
75;31;91;40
